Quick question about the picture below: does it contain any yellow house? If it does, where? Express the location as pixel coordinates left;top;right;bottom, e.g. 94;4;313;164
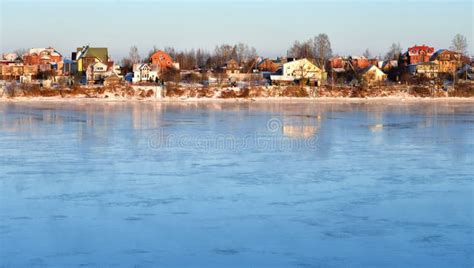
75;46;108;72
360;65;387;84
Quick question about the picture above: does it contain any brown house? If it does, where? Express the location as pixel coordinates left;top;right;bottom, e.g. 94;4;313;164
1;64;38;80
257;59;281;72
222;59;241;74
430;49;463;74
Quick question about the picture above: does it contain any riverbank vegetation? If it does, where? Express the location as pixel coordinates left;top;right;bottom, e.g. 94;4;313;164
1;81;473;100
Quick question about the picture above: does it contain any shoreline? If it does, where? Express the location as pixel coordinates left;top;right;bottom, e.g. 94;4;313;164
2;96;474;104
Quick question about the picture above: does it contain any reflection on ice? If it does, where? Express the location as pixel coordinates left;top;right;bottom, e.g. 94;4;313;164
0;101;473;267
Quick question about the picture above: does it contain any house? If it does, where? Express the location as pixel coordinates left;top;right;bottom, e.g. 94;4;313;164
257;59;281;73
381;60;398;72
429;49;463;74
2;53;19;62
86;61;108;83
222;59;242;75
62;59;77;76
75;45;108;73
1;64;39;80
1;64;23;79
380;60;401;81
350;56;370;70
23;47;62;65
457;64;474;80
329;56;347;69
404;45;435;65
150;50;177;70
271;58;323;84
359;65;387;84
408;62;439;78
132;63;160;83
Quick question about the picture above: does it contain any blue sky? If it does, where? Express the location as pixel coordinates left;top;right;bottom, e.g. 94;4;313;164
1;0;472;60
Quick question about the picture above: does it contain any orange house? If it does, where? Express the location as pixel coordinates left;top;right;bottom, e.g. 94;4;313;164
23;47;62;65
150;50;174;70
351;57;370;70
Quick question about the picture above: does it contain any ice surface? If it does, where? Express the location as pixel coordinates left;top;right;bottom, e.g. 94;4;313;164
0;101;473;267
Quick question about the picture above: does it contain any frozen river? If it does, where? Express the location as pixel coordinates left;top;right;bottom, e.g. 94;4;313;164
0;101;473;267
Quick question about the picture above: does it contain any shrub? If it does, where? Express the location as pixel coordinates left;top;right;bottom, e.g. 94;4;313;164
282;86;309;97
410;86;432;97
450;82;474;97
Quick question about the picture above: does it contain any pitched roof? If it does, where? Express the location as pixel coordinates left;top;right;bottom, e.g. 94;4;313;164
359;65;384;75
28;47;62;57
429;49;446;61
133;63;160;72
77;46;108;63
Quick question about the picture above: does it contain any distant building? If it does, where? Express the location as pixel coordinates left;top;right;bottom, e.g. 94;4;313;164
1;64;22;80
257;59;281;73
2;53;19;62
359;65;387;84
23;47;62;65
381;60;398;72
132;63;160;83
329;56;347;69
222;59;242;75
150;50;176;70
405;45;435;65
86;62;108;83
75;45;109;73
350;56;370;70
271;58;323;84
408;62;439;78
430;49;463;73
1;64;38;80
62;59;77;76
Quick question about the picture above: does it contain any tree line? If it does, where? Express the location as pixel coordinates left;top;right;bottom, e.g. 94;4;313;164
121;43;258;72
9;33;468;71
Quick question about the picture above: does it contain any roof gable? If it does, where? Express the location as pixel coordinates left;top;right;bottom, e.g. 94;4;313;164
77;46;108;63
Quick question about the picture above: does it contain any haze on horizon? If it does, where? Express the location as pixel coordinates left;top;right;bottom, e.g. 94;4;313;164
1;0;473;61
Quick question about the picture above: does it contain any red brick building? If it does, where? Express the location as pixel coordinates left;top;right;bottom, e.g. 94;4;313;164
329;57;346;69
23;47;62;65
406;45;434;65
150;51;174;70
351;57;370;69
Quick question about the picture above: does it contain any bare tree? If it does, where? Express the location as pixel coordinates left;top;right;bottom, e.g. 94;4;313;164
211;44;235;69
164;47;177;59
313;33;333;71
129;46;141;64
288;40;313;59
385;43;402;60
363;48;372;59
121;58;133;72
13;48;27;61
147;45;159;61
234;43;257;64
196;48;210;68
450;34;468;55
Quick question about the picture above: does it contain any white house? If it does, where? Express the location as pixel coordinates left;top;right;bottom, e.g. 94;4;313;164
2;53;18;62
271;59;323;83
132;63;160;83
86;61;108;82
